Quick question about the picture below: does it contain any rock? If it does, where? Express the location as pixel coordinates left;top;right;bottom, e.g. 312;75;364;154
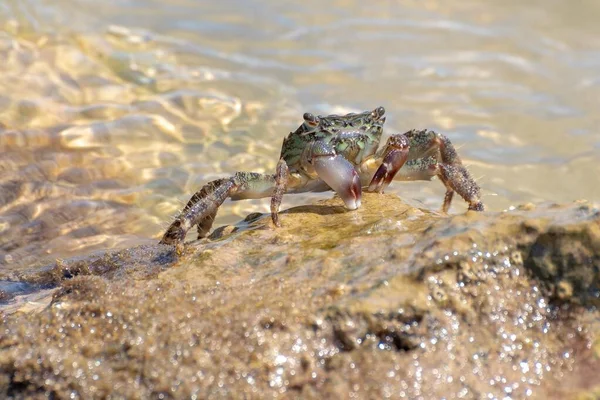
1;193;599;399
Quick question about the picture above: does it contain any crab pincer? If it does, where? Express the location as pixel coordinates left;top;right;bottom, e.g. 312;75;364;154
368;134;410;193
313;151;362;210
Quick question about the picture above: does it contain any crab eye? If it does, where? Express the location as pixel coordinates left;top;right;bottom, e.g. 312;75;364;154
371;106;385;119
303;112;319;127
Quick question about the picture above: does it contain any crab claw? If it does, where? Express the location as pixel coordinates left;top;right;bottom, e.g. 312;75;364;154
368;134;410;193
314;154;362;210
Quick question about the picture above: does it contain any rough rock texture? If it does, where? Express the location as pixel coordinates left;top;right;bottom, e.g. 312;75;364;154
1;194;599;399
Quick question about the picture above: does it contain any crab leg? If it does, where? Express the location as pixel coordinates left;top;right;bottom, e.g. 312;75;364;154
406;129;484;212
310;141;362;210
159;172;277;245
367;134;410;193
438;164;483;211
196;207;218;239
270;158;289;227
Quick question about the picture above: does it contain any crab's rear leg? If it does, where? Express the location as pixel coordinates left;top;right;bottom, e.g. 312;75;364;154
399;156;483;212
408;129;484;212
159;172;277;245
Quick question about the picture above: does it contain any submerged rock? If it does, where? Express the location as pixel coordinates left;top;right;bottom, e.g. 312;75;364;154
1;193;599;399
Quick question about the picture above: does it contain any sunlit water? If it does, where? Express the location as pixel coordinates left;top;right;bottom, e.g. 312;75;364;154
1;0;599;273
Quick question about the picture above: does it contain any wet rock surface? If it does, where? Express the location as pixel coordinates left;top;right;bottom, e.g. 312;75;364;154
1;193;599;399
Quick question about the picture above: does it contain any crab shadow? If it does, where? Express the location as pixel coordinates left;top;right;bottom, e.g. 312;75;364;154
206;203;349;241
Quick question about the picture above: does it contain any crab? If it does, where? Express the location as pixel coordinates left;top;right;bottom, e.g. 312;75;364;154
159;106;484;245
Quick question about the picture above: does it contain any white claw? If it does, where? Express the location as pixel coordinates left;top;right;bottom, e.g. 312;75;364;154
313;155;362;210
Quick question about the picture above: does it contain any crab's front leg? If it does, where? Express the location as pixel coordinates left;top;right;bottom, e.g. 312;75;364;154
367;134;410;193
159;172;277;245
368;129;484;212
310;140;362;209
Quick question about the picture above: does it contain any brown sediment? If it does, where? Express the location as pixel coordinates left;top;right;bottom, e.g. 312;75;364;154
1;193;599;399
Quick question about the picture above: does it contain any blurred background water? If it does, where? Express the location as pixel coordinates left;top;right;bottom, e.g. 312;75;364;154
0;0;599;273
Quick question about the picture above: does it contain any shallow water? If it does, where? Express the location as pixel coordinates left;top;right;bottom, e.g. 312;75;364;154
1;0;599;271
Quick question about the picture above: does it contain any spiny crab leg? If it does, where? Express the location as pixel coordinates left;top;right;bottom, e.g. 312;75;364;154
311;142;362;210
160;172;278;245
368;134;410;193
438;164;484;212
160;178;235;245
404;129;484;212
